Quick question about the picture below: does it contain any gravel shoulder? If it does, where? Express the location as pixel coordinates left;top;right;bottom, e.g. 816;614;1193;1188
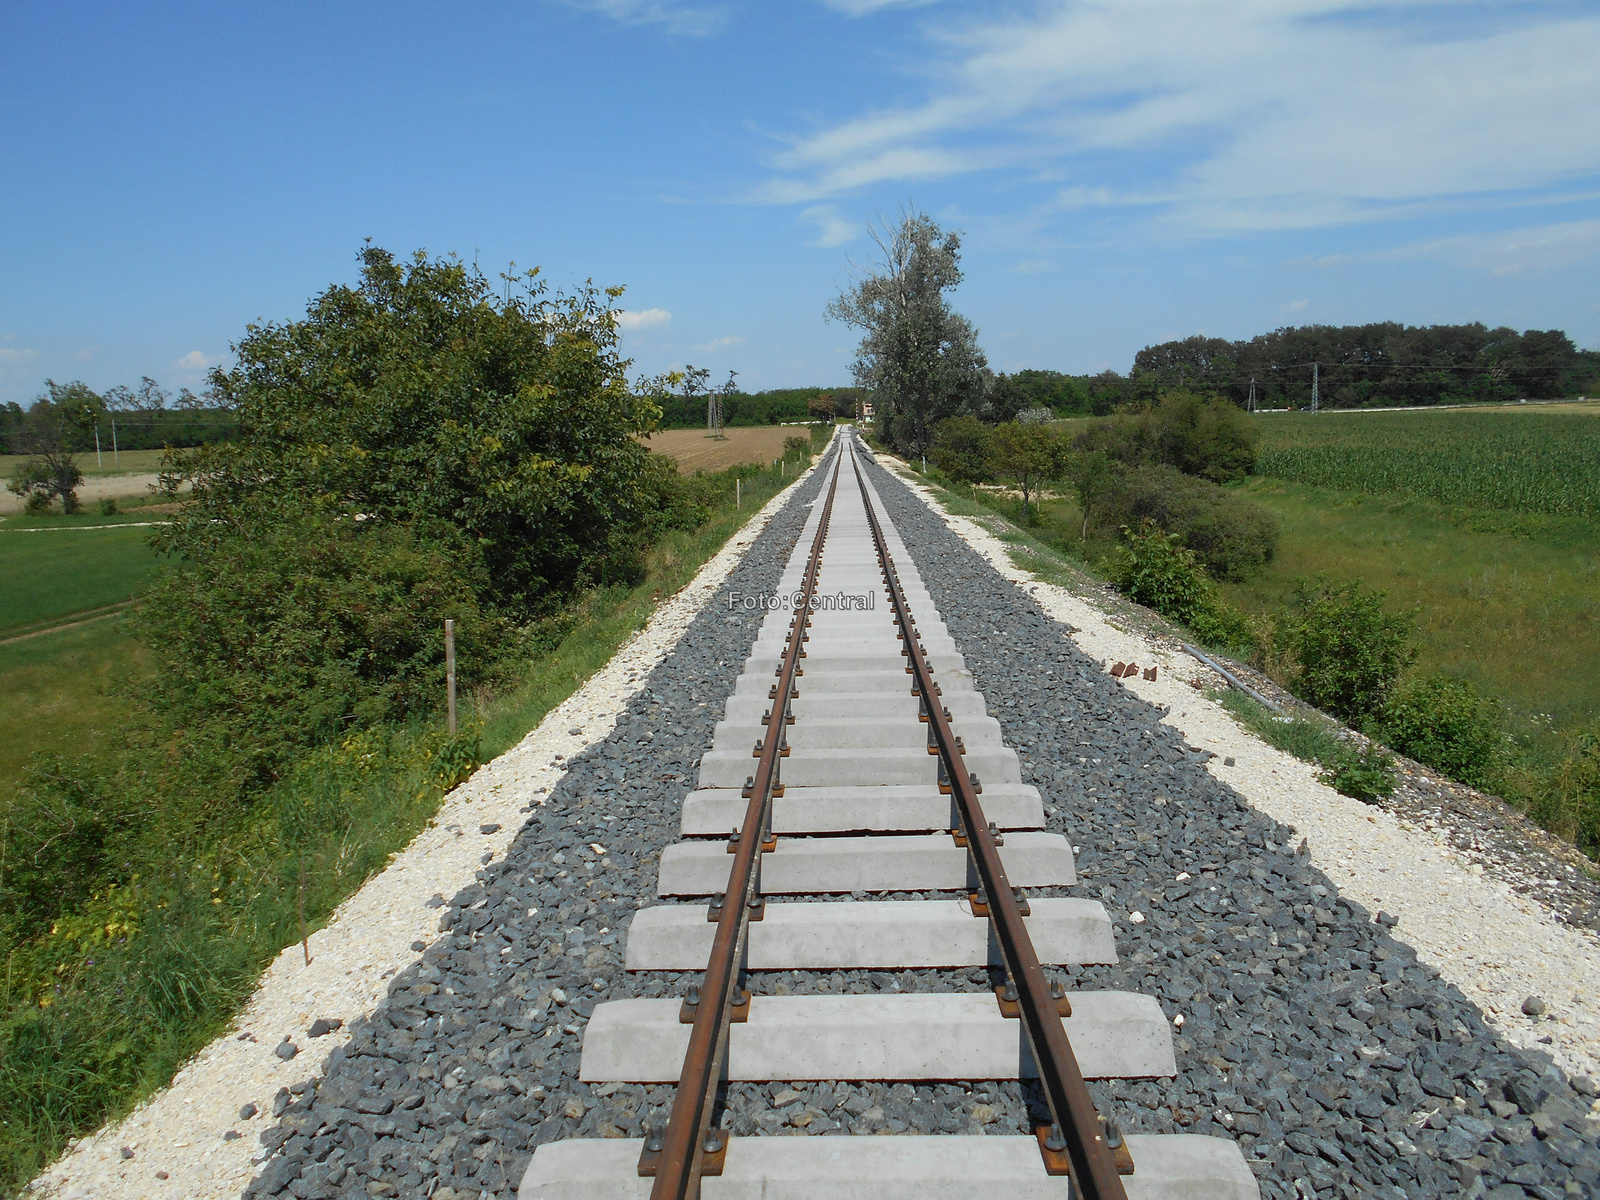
29;456;826;1200
888;463;1600;1084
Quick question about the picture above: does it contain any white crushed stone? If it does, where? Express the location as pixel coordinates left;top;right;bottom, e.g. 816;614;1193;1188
888;462;1600;1086
31;463;820;1200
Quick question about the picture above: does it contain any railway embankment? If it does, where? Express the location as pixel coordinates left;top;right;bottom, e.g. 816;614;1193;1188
35;436;1600;1200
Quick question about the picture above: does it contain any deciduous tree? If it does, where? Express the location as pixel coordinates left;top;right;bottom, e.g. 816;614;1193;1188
827;209;991;456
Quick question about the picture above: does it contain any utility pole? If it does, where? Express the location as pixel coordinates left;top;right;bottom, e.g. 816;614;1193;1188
1247;377;1257;412
1312;362;1319;413
112;415;119;466
95;423;103;468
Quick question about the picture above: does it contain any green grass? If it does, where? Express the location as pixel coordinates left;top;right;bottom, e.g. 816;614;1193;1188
1218;478;1600;740
0;526;162;635
0;621;152;802
1253;409;1600;517
0;439;824;1194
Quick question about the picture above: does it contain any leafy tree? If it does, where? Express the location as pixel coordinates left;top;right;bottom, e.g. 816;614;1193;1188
4;381;104;513
929;414;992;482
987;421;1056;515
807;394;835;421
1061;449;1117;541
141;245;675;774
827;208;991;457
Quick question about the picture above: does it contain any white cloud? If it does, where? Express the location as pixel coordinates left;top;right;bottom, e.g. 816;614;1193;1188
1284;299;1310;313
175;350;214;371
72;346;99;362
561;0;725;36
757;2;1600;232
693;335;745;352
0;347;38;364
615;307;673;332
799;204;859;247
1384;218;1600;277
818;0;942;15
1009;259;1054;274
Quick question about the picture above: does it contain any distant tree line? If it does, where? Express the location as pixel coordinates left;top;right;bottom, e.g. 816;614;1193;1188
1132;323;1600;409
652;386;861;429
0;376;237;457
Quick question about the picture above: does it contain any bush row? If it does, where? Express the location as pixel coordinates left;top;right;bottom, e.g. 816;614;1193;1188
1107;528;1599;852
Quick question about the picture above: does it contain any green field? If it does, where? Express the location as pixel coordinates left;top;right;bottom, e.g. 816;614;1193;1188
0;526;162;636
0;519;165;802
1253;408;1600;518
1219;479;1600;735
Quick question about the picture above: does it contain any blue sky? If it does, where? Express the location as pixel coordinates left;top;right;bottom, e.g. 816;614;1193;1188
2;0;1598;405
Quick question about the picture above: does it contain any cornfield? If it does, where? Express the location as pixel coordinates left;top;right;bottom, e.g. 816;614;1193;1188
1255;409;1600;518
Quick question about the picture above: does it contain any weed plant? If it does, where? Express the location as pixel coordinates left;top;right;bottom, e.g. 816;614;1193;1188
1216;690;1394;802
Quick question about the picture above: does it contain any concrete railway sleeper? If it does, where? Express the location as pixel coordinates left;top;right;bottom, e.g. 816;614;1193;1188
519;433;1257;1200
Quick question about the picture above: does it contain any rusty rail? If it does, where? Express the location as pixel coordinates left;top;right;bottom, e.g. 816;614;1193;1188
645;445;843;1200
850;436;1131;1200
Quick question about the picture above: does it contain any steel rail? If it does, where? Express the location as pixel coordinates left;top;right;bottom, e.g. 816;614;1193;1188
647;445;843;1200
849;435;1130;1200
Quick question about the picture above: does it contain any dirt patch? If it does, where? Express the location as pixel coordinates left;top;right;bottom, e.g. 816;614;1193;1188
643;426;804;472
0;474;187;515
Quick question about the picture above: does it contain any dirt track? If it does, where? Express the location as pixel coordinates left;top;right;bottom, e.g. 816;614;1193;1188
0;473;169;514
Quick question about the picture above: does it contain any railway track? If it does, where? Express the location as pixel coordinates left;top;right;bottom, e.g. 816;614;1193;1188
519;431;1257;1199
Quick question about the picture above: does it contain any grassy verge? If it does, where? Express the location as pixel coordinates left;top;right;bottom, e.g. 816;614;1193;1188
1213;689;1394;803
0;436;825;1194
0;623;153;803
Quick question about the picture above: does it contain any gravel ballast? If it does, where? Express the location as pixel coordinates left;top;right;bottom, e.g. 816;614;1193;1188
226;437;1599;1200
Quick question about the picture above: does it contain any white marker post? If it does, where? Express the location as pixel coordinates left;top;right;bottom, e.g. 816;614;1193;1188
445;619;458;736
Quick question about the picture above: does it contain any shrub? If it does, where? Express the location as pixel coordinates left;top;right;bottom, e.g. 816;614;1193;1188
23;491;52;516
929;414;993;483
1097;464;1277;581
1381;674;1505;789
1112;521;1252;649
783;435;811;455
135;511;515;784
1532;728;1600;857
1274;577;1416;724
97;497;118;516
1321;744;1396;802
1076;390;1258;482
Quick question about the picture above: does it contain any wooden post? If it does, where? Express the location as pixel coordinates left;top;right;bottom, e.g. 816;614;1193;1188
298;857;311;965
445;619;457;736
